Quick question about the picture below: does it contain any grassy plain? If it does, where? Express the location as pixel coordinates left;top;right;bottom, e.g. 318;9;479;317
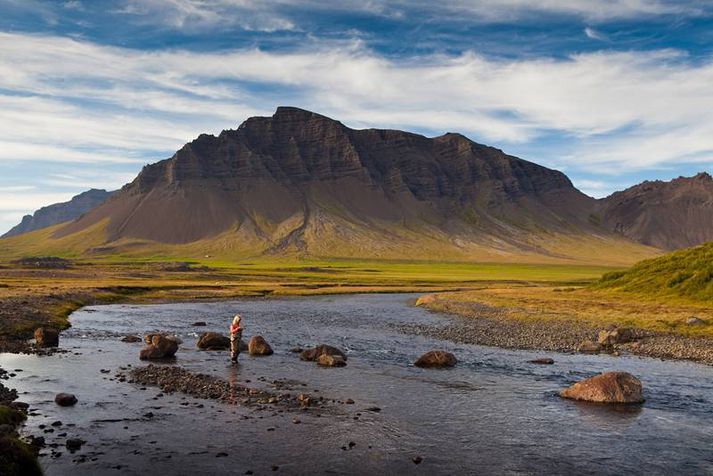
0;256;614;343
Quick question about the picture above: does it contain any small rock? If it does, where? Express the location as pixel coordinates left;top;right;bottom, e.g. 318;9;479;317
55;393;78;407
414;350;457;368
345;398;355;404
299;345;347;362
121;335;142;343
413;456;423;465
66;438;84;451
577;340;601;354
528;358;554;365
289;347;303;353
271;465;279;471
316;354;346;367
51;421;63;427
686;316;706;326
598;326;634;346
216;452;228;457
192;321;208;327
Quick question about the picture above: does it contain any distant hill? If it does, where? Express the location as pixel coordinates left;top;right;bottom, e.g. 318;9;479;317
2;189;114;239
19;106;652;265
594;241;713;302
597;173;713;250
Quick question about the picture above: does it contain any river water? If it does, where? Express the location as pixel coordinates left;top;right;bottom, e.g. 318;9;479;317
1;294;712;475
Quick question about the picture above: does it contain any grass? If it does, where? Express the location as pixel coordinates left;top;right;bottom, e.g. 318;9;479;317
0;255;617;343
593;241;713;302
423;284;713;338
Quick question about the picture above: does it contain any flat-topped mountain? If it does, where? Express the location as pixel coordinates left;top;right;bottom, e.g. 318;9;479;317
2;108;657;264
598;173;713;250
2;189;113;239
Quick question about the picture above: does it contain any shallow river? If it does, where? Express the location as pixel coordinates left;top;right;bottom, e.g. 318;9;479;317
1;294;712;475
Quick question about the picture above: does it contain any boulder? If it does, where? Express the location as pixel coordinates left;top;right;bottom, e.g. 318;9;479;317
559;371;644;404
577;340;601;354
686;316;705;326
316;354;346;367
414;350;457;368
34;327;59;347
151;335;178;357
54;393;77;407
248;336;273;356
300;345;347;362
597;326;634;346
139;345;165;360
192;321;207;327
121;335;142;343
196;332;230;350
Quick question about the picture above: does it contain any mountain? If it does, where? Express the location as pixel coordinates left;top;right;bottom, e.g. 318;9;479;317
597;173;713;250
2;189;114;239
2;107;655;264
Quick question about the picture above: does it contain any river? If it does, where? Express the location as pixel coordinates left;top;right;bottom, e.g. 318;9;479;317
1;294;711;475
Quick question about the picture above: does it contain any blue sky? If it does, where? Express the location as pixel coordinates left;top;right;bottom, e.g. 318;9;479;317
1;0;713;234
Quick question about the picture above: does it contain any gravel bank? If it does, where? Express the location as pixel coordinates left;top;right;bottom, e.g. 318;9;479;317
406;301;713;366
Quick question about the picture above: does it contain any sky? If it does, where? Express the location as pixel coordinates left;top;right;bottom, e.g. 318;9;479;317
1;0;713;234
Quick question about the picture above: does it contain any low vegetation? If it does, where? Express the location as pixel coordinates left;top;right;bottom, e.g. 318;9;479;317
593;241;713;302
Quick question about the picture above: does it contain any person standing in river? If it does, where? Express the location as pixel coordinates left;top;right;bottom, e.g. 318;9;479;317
230;314;243;363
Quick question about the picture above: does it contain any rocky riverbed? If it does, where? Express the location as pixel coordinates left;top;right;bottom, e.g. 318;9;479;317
1;294;712;475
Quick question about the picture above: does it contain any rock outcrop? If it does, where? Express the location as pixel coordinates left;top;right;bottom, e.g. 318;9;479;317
414;350;457;368
559;371;644;403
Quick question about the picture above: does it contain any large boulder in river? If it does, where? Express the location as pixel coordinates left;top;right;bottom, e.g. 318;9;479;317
139;335;178;360
151;335;178;357
597;326;634;346
316;353;347;367
196;332;230;350
300;345;347;362
559;372;644;404
414;350;457;368
34;327;59;347
54;393;77;407
248;336;273;356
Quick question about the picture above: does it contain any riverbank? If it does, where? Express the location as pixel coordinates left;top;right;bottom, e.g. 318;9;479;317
414;289;713;365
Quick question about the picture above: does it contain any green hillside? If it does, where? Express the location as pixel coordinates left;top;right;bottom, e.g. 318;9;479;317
594;241;713;302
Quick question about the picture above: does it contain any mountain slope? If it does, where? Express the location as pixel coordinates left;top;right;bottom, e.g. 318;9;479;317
597;172;713;250
6;107;657;264
2;189;114;238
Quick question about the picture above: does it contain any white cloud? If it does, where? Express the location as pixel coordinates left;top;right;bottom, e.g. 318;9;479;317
584;27;608;41
2;31;713;230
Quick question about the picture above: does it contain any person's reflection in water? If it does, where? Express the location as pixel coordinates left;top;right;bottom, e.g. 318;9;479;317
226;363;241;406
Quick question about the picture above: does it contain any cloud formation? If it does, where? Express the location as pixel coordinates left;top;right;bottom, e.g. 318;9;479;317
1;26;713;231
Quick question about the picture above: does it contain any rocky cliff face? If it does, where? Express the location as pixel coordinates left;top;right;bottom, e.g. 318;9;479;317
2;189;114;238
56;107;599;259
597;172;713;250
